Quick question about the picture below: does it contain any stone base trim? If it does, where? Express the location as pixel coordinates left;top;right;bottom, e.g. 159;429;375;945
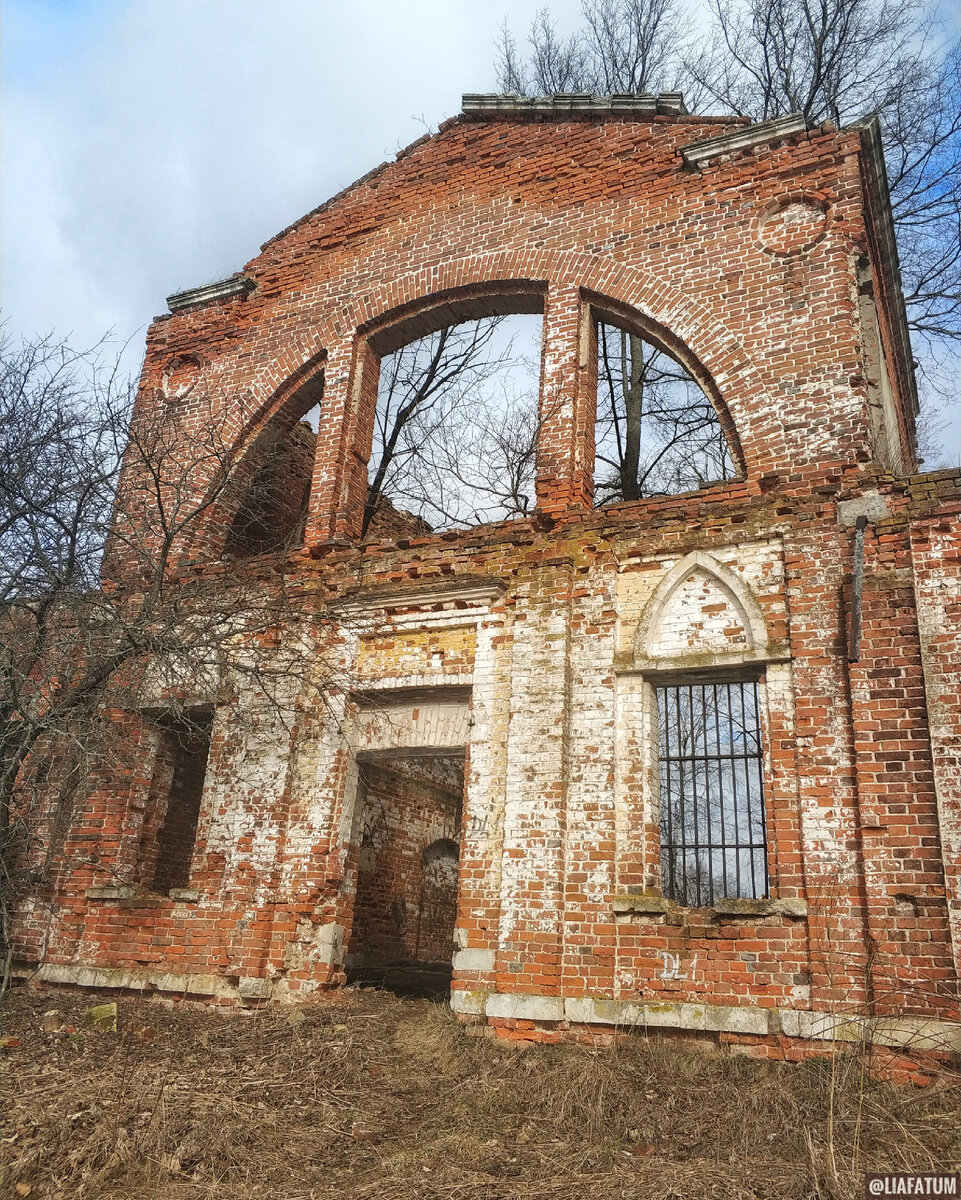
450;991;961;1055
452;949;495;972
18;961;240;1001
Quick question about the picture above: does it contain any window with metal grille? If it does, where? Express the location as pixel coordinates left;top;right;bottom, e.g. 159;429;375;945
656;679;768;907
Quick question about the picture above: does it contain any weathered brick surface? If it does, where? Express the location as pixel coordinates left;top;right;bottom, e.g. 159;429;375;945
348;758;462;967
11;103;959;1073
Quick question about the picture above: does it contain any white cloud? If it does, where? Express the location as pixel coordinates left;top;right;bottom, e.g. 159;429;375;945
1;0;580;361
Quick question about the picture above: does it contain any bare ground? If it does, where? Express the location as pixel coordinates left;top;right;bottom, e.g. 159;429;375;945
1;985;958;1200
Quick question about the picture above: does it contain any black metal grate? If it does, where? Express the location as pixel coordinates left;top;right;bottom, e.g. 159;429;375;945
657;680;768;907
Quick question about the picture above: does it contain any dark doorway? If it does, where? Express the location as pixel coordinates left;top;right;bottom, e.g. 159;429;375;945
345;752;463;1000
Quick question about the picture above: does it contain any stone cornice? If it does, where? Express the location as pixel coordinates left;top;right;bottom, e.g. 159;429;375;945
332;577;506;617
167;274;256;313
680;113;807;168
462;92;689;118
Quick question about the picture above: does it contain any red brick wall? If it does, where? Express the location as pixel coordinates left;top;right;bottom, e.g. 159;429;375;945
117;110;914;570
15;474;959;1062
11;107;958;1071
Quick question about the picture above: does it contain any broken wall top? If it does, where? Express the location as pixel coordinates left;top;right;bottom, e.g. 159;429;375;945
134;94;919;560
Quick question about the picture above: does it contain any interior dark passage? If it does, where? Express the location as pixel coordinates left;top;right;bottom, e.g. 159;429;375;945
345;752;463;999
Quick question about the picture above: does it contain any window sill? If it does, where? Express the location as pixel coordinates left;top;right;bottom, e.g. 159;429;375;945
85;885;201;904
612;894;808;919
713;897;807;918
613;894;670;914
85;885;137;901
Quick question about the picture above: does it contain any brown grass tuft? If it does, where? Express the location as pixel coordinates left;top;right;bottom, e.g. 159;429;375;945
1;985;957;1199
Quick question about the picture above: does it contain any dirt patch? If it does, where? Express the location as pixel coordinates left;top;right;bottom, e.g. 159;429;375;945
1;985;958;1199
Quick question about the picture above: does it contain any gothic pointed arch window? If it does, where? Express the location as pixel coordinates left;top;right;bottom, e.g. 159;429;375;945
631;551;779;907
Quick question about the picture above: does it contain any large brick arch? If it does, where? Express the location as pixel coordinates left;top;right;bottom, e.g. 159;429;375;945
203;256;775;551
331;250;772;471
224;250;774;532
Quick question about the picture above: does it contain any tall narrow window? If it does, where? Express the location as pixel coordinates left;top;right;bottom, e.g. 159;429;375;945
657;680;768;906
140;715;212;892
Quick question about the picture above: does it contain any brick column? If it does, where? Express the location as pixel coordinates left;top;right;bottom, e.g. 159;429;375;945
491;561;573;1010
910;516;961;985
536;285;595;517
561;573;618;999
849;552;958;1019
305;335;379;544
784;522;871;1010
450;607;508;1007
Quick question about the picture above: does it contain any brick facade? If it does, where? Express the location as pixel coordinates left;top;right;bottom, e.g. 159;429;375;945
12;96;959;1074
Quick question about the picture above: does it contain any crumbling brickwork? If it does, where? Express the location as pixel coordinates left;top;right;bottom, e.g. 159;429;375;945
348;757;462;970
11;95;959;1077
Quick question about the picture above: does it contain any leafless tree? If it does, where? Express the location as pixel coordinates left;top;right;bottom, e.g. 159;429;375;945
497;0;689;95
365;317;541;533
496;0;960;461
0;330;331;965
685;0;959;350
594;324;735;502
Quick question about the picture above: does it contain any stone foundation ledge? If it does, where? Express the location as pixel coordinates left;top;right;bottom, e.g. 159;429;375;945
17;962;248;1003
449;990;961;1055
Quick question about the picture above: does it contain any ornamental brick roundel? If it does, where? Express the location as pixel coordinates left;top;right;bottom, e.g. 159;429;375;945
755;197;828;256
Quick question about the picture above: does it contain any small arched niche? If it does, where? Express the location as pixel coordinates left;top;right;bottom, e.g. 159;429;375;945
359;285;546;537
589;297;742;505
634;551;769;671
222;368;325;559
421;837;460;888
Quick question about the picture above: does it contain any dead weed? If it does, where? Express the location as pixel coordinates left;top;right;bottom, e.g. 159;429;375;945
0;986;957;1200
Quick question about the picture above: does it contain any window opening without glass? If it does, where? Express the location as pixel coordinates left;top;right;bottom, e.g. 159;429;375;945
365;313;542;535
143;715;212;892
657;680;768;906
594;322;736;503
223;401;321;558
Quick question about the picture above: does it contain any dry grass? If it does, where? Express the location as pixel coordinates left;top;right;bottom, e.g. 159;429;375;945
1;985;957;1200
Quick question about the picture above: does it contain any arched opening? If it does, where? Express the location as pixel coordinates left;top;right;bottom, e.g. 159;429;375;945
221;371;324;558
590;303;740;504
361;288;545;536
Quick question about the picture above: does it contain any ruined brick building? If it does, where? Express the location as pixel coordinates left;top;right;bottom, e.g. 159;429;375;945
13;94;960;1070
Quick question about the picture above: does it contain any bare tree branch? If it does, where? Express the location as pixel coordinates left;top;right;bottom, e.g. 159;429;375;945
0;329;339;958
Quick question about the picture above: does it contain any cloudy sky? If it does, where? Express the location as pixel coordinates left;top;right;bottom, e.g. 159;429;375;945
2;0;581;359
2;0;957;455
